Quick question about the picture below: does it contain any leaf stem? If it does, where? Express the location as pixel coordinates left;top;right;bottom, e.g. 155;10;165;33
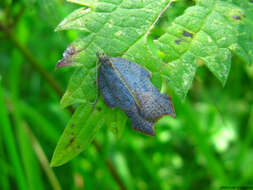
0;22;63;97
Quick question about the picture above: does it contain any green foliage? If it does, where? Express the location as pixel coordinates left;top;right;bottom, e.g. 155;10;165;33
0;79;27;190
1;0;253;189
52;0;253;166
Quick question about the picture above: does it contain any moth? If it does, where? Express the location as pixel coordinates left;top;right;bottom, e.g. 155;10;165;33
97;53;176;136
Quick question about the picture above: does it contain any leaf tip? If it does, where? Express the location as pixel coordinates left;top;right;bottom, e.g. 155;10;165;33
56;44;78;69
50;147;71;167
50;158;65;168
60;94;71;109
55;21;66;32
221;79;227;87
54;26;60;32
50;153;63;167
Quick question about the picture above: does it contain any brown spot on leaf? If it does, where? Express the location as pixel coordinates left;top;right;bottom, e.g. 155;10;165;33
232;15;241;20
183;30;193;38
70;138;74;143
66;137;75;148
97;107;102;111
72;124;75;128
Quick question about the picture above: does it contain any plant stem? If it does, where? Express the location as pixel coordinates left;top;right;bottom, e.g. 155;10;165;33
24;123;62;190
0;22;63;97
9;5;26;28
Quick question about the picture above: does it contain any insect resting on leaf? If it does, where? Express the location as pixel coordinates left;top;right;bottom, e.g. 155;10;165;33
96;52;176;136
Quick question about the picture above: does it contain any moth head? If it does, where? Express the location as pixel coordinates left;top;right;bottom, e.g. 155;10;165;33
96;52;113;66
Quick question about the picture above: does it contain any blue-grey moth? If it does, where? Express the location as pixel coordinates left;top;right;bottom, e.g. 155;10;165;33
97;53;176;136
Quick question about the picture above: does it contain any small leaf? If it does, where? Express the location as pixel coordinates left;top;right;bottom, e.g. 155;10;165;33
50;100;106;167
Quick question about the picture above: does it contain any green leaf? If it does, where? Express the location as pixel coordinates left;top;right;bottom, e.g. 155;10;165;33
50;100;106;167
58;0;252;105
153;0;251;98
53;0;253;165
58;0;173;108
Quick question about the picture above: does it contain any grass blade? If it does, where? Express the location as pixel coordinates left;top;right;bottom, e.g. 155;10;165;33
24;124;63;190
0;80;27;190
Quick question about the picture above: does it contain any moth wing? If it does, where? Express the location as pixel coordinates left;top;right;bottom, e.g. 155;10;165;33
135;91;176;120
127;59;151;78
98;72;116;108
125;108;155;136
113;57;151;79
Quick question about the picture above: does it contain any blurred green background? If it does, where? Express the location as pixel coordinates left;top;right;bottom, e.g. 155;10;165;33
0;0;253;190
